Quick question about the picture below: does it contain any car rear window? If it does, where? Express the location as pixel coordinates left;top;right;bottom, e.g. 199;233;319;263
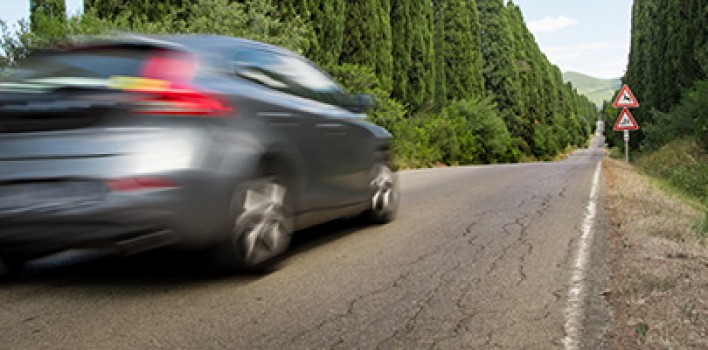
6;47;155;82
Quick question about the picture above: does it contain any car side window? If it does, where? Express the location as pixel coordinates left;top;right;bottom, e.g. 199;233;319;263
232;49;346;106
232;50;288;90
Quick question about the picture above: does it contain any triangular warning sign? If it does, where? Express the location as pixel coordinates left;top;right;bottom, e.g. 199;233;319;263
613;108;639;131
612;84;639;108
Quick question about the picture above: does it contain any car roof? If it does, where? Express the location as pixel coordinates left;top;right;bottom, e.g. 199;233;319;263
79;34;298;58
167;35;292;53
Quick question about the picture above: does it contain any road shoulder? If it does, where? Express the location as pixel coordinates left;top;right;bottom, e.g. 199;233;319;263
604;158;707;348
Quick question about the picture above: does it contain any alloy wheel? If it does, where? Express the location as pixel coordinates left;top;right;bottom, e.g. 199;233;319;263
232;179;291;267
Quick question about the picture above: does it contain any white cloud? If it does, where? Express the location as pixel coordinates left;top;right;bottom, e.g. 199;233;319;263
528;16;578;33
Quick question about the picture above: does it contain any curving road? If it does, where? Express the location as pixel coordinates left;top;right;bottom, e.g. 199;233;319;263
0;138;611;349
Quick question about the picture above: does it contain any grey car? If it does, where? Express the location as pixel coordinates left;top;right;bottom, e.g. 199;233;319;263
0;35;398;271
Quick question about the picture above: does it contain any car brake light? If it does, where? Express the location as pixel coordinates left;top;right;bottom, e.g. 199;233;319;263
106;177;178;192
131;87;234;116
121;50;233;117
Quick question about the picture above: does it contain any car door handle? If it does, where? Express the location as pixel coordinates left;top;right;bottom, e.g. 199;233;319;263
258;112;301;127
316;122;346;136
315;122;344;129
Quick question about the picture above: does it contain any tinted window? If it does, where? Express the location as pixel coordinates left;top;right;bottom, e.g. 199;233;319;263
233;49;345;105
6;48;152;81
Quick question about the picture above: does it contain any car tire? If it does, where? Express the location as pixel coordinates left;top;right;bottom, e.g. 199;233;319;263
212;168;294;272
365;163;399;224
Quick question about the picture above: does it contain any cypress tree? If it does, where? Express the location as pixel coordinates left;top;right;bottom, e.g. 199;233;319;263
390;0;435;111
390;0;412;103
433;0;485;106
307;0;346;67
506;2;537;151
476;0;523;136
466;0;485;95
623;0;706;149
341;0;393;94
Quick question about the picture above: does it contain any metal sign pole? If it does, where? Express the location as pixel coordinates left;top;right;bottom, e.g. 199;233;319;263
624;130;630;162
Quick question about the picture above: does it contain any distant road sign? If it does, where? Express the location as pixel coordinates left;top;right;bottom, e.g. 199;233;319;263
613;108;639;131
612;84;639;108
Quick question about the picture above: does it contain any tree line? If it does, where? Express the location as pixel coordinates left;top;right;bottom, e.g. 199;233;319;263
604;0;706;205
3;0;598;167
604;0;706;152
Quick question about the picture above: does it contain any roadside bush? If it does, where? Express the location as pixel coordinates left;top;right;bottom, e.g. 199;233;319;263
637;138;708;207
531;124;560;160
325;62;406;129
442;97;516;164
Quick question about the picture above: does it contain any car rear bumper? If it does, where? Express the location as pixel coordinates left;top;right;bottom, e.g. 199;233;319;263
0;126;265;260
0;174;231;259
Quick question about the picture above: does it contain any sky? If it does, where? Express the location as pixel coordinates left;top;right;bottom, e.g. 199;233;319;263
0;0;84;25
0;0;633;79
512;0;634;79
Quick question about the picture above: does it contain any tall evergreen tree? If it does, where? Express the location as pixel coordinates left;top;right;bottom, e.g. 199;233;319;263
465;0;485;94
390;0;435;111
476;0;523;136
307;0;346;67
390;0;411;103
432;0;484;106
623;0;706;150
341;0;393;93
506;2;537;150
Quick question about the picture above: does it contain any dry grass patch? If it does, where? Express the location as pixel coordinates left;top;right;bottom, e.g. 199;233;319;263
604;158;708;349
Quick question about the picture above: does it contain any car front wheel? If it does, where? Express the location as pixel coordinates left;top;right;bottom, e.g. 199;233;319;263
365;163;399;224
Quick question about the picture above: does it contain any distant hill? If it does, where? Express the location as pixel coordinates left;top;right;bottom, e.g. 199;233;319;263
563;71;621;108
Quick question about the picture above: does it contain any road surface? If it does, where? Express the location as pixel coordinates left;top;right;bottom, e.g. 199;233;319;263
0;138;611;349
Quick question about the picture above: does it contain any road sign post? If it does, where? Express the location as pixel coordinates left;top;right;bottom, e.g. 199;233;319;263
612;85;640;162
623;130;630;162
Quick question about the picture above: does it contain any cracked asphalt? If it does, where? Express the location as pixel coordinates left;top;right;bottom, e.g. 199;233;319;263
0;141;610;349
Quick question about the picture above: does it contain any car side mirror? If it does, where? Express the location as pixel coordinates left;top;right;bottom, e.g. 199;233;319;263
346;93;376;113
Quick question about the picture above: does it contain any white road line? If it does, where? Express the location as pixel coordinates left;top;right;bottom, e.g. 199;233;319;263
563;161;602;350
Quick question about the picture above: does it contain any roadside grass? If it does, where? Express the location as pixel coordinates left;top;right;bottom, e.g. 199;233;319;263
636;138;708;209
604;158;707;349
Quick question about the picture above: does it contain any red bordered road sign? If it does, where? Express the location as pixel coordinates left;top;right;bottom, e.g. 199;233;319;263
613;84;639;108
613;108;640;131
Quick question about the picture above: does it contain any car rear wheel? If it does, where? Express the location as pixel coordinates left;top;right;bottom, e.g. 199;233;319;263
365;163;399;224
213;172;293;271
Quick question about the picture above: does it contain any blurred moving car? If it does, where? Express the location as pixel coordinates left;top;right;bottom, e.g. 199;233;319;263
0;35;398;271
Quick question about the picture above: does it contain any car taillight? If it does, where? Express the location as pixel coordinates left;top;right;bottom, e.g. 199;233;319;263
106;177;178;192
131;87;234;116
121;50;234;117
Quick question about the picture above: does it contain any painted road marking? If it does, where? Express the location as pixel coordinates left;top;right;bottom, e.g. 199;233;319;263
563;161;602;350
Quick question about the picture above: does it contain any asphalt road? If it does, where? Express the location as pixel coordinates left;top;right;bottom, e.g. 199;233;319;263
0;139;611;349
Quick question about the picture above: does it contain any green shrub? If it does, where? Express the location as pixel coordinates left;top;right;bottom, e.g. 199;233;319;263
442;97;515;164
532;124;560;160
637;138;708;207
